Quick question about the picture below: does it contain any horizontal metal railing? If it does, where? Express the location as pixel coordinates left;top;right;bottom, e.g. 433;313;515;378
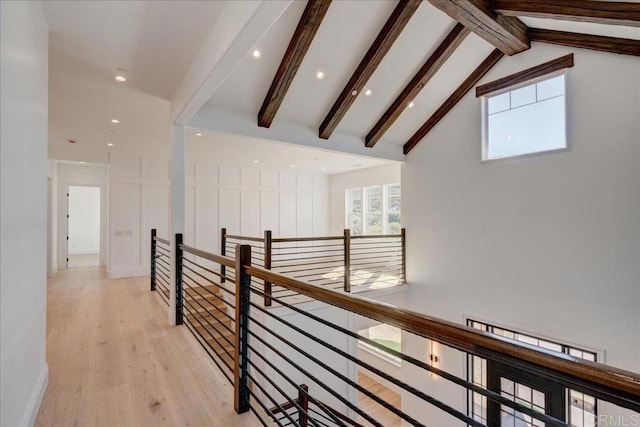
151;234;640;426
150;229;171;307
243;261;640;426
221;227;406;307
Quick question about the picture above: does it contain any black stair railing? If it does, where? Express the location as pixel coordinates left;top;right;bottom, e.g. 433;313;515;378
151;230;640;427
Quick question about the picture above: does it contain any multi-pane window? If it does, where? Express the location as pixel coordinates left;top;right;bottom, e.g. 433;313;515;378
346;189;362;235
467;319;598;427
482;73;567;160
345;184;401;235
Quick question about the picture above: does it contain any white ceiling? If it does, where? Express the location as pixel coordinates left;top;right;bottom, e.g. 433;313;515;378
195;1;640;156
45;0;225;154
186;129;391;175
44;0;640;168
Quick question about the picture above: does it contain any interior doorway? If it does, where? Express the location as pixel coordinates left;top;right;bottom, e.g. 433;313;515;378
66;185;101;268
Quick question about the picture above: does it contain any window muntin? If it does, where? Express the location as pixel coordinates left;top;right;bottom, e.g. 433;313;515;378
483;73;567;161
467;319;598;426
345;184;401;236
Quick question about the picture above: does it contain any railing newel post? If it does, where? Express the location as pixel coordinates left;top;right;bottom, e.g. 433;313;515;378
343;229;351;293
264;230;272;307
401;227;406;284
174;233;184;325
220;227;227;283
150;228;157;291
234;244;251;414
299;384;309;427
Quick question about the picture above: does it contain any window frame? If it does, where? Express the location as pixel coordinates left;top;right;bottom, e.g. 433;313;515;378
345;183;401;236
480;69;570;163
465;318;601;426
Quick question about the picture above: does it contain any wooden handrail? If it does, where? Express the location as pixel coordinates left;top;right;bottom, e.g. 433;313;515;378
153;236;170;245
180;243;235;268
225;234;264;242
272;235;343;243
351;233;402;240
245;265;640;401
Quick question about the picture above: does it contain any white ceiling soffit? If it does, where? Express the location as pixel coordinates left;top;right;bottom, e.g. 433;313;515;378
186;129;392;175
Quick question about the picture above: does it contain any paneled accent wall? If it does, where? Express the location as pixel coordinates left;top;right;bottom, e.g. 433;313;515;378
184;161;329;254
108;153;329;278
109;153;170;278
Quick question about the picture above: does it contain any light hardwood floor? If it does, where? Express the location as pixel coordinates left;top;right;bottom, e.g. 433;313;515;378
36;267;260;427
358;371;401;427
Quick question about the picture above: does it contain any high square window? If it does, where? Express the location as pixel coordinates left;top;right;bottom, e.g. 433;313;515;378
482;72;567;161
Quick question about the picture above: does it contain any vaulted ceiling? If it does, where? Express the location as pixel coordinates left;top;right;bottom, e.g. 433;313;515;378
194;0;639;158
44;0;640;164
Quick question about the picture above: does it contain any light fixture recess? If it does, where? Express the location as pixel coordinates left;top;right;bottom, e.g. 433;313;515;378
408;102;415;108
252;50;262;59
365;89;372;96
107;143;114;147
111;119;120;124
316;71;325;80
114;68;128;82
195;132;203;137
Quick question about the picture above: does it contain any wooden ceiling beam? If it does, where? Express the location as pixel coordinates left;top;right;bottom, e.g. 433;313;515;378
494;0;640;27
319;0;422;140
258;0;332;128
403;48;504;155
366;23;470;148
428;0;530;55
529;28;640;57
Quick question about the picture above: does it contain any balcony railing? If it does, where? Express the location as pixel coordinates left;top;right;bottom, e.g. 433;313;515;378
150;230;640;427
222;227;406;306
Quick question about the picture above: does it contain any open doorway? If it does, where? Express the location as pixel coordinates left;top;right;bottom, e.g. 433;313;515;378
66;185;101;268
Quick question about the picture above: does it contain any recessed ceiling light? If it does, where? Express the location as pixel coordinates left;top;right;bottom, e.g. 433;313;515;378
321;168;326;172
80;161;86;164
111;119;119;124
114;68;127;82
253;160;259;164
290;164;296;168
252;50;261;59
351;90;358;96
408;102;415;109
195;132;203;137
107;143;114;147
365;89;372;96
316;71;325;80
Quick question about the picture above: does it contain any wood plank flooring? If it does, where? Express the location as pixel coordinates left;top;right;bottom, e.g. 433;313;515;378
358;371;401;427
35;267;260;427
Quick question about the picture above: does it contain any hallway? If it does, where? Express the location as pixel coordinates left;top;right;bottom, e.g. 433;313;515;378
36;268;260;426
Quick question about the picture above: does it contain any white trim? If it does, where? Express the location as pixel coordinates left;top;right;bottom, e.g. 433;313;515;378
481;70;569;162
20;363;48;427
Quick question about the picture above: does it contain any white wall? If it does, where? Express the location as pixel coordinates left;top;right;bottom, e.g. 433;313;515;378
184;142;329;254
67;186;101;254
56;162;108;269
0;1;49;426
108;153;170;278
328;164;401;234
401;45;640;423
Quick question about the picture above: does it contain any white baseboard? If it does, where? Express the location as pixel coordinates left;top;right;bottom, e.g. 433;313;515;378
21;363;48;427
108;265;149;279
